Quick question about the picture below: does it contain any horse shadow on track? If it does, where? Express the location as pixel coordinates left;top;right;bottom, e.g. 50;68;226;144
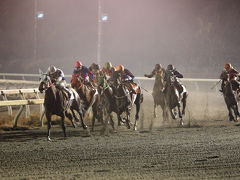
0;126;91;142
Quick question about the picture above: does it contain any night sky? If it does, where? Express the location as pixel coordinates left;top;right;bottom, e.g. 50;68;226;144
0;0;240;78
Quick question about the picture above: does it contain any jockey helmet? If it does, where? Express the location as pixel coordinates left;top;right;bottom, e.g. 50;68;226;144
47;65;57;75
155;64;162;70
104;62;112;70
74;60;82;68
167;64;174;71
116;64;124;72
224;62;232;69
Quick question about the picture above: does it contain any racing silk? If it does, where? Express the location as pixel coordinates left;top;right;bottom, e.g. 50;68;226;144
164;69;183;82
72;66;94;84
48;68;66;82
220;68;239;82
102;66;115;81
122;69;135;81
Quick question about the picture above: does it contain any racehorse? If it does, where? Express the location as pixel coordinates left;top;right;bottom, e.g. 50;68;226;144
152;71;168;120
111;73;143;131
165;76;187;126
222;79;240;122
98;85;117;132
71;77;101;132
39;73;87;141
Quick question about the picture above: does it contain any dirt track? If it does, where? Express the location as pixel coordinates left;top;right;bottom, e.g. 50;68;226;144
1;90;240;179
1;120;240;179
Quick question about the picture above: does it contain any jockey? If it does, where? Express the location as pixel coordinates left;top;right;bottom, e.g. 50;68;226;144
102;62;116;82
220;62;240;93
163;64;183;94
144;63;165;79
113;64;139;95
115;64;135;82
46;65;72;98
71;60;95;89
89;63;101;86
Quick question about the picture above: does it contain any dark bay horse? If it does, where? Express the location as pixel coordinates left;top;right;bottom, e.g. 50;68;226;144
71;77;101;131
222;79;239;122
111;74;143;131
165;77;187;126
39;73;87;141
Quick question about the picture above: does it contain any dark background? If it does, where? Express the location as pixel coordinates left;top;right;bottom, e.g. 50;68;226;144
0;0;240;78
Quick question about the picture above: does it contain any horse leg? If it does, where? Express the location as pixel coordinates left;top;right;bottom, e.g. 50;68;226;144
227;106;234;121
178;103;182;119
170;108;176;120
46;112;52;141
126;110;131;129
117;114;122;126
177;103;184;126
133;94;140;131
181;92;187;115
91;114;96;132
70;106;79;122
153;103;157;118
233;105;239;122
109;113;115;130
66;109;76;128
61;113;67;138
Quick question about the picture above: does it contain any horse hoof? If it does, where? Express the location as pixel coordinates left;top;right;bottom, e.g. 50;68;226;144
47;137;51;141
180;119;184;126
83;125;88;129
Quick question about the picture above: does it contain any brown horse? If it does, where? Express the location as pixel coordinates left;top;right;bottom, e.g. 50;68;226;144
111;72;143;131
39;73;87;141
145;68;168;130
71;77;101;131
165;76;187;126
152;72;168;120
222;79;240;122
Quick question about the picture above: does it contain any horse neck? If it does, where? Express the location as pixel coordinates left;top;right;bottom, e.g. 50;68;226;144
224;81;234;95
45;84;57;102
168;84;179;97
155;75;164;88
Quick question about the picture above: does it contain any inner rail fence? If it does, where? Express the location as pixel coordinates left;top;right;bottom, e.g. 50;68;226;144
0;88;44;128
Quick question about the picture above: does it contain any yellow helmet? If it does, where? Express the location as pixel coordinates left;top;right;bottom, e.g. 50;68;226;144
104;62;112;70
224;62;232;69
116;64;124;72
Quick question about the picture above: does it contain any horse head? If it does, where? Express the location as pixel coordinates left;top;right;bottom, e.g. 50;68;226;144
39;72;52;93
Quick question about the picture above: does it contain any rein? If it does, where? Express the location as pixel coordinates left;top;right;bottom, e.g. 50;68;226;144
49;82;55;88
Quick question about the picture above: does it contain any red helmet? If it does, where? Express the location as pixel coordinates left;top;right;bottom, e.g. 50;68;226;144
74;60;82;68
